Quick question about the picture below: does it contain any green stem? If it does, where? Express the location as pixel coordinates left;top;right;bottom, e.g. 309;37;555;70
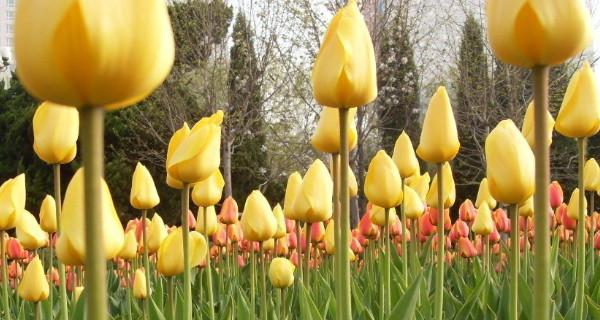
332;153;342;307
80;107;107;320
378;237;385;320
168;277;175;320
142;210;150;320
434;162;445;320
510;203;520;320
35;302;41;320
591;192;596;270
575;138;586;319
524;218;528;283
484;235;490;276
259;243;267;320
280;288;285;320
400;179;408;287
204;207;215;320
1;231;10;320
304;223;312;290
180;185;192;320
53;164;69;320
338;108;352;320
410;218;418;276
532;66;550;320
384;208;391;316
127;263;133;320
296;223;302;283
48;232;53;315
251;242;256;317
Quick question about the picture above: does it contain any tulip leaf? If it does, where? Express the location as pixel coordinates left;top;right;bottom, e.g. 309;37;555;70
388;273;422;320
149;297;167;320
70;289;86;320
235;286;252;320
452;275;485;320
298;283;323;320
586;296;600;319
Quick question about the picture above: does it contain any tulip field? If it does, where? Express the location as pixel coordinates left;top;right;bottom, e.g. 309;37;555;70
1;0;600;320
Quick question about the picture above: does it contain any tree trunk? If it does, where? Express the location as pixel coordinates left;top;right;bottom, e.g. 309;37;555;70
223;138;233;197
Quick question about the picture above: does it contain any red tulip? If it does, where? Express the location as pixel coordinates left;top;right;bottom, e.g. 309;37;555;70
285;219;296;233
493;208;510;233
549;181;563;209
310;222;325;243
419;211;436;242
358;204;379;239
6;238;26;260
457;237;478;258
428;206;451;230
459;199;477;222
219;196;239;225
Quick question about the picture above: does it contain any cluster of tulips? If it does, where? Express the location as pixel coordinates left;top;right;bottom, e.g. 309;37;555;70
2;0;599;319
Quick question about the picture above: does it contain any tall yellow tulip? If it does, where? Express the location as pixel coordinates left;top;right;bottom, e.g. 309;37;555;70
371;205;397;227
311;107;358;153
556;62;600;138
407;172;430;202
392;131;420;178
147;213;168;254
133;268;147;300
486;0;591;68
165;123;190;189
283;172;303;220
16;210;48;250
268;257;295;289
240;190;277;242
324;220;335;254
0;174;25;231
403;186;425;220
567;188;587;221
56;169;124;265
472;204;494;236
39;195;57;233
311;0;377;108
17;256;49;302
273;204;286;239
192;170;225;207
157;228;207;276
130;162;160;210
364;150;403;208
293;160;334;223
519;197;534;217
118;230;138;261
485;120;535;204
329;158;358;197
32;102;78;164
15;0;175;109
583;159;600;192
475;178;497;209
426;163;456;209
416;87;460;163
195;206;218;237
521;101;554;149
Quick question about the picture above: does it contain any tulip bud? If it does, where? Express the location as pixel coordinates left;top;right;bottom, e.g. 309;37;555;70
16;210;48;250
39;195;57;233
133;268;147;299
310;222;326;243
325;220;335;254
567;188;587;221
293;160;333;223
519;197;534;217
0;174;26;231
130;162;160;210
556;62;600;138
364;150;403;208
262;238;275;252
472;204;494;236
358;205;378;239
118;230;138;261
311;0;377;108
192;170;225;207
371;205;397;227
458;199;477;223
426;162;456;209
485;120;535;204
147;213;168;254
165;123;190;189
219;196;239;225
549;181;564;209
417;87;460;163
73;286;84;302
283;172;303;220
595;231;600;250
584;159;600;192
403;186;425;220
457;237;478;258
392;131;420;178
407;172;429;202
32;102;78;164
15;0;175;109
18;256;49;302
157;228;207;276
493;208;510;233
6;237;26;260
167;111;223;184
275;237;289;256
56;169;124;265
196;206;218;237
311;107;358;153
273;204;286;239
213;224;228;247
240;191;277;242
521;101;555;149
475;178;497;209
268;257;295;289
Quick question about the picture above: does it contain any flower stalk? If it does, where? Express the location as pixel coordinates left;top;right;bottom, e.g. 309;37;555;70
338;108;352;320
434;162;445;320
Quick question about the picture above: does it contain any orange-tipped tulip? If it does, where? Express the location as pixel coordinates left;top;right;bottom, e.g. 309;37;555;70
219;196;239;225
549;181;564;209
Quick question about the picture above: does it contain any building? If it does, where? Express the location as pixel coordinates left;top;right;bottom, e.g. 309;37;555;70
0;0;14;50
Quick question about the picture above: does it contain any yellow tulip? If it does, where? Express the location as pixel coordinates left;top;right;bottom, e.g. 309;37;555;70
392;131;420;178
293;160;334;223
17;256;49;302
133;268;147;299
364;150;403;208
519;196;534;217
192;170;224;207
330;157;358;197
283;172;303;220
475;178;497;209
273;204;286;239
73;287;84;303
407;172;430;203
118;230;138;260
311;107;358;153
566;188;587;221
195;206;218;237
311;0;377;108
240;190;277;241
417;87;460;163
426;163;456;209
371;205;397;227
130;162;160;210
167;111;223;184
56;168;124;265
472;204;494;236
32;102;78;164
147;213;168;254
263;238;275;251
556;62;600;138
39;195;57;233
521;101;555;149
0;174;26;231
268;257;295;289
485;120;535;204
16;210;48;250
165;123;191;190
15;0;174;109
403;186;425;220
584;158;600;191
486;0;591;68
157;228;207;276
324;220;335;254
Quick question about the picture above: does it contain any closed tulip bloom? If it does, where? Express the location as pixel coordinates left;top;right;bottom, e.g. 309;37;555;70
584;159;600;191
311;107;358;153
219;196;239;225
556;62;600;138
476;178;497;210
192;170;225;207
417;87;460;163
56;169;124;265
325;220;335;254
472;204;494;236
549;181;564;209
426;162;456;209
371;205;397;227
268;257;295;289
167;111;223;184
15;0;174;109
310;222;326;243
73;286;84;302
311;0;377;108
283;172;303;220
0;174;26;231
39;195;57;233
32;102;78;164
519;197;534;217
16;210;48;250
147;214;168;254
348;166;359;198
457;237;478;259
157;228;207;276
404;186;425;220
263;238;275;251
486;0;591;68
485;120;535;204
133;268;147;299
17;256;49;302
392;131;420;178
407;173;430;202
567;188;587;221
521;101;554;149
364;150;403;208
118;230;138;261
165;123;190;189
195;206;218;237
241;190;277;242
293;160;334;223
459;199;477;223
273;204;286;239
6;237;26;260
130;162;160;210
358;206;379;239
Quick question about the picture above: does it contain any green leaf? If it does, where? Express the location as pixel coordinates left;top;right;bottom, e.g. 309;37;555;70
71;289;86;320
298;283;323;320
149;297;167;320
453;275;486;320
388;273;422;320
586;296;600;319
